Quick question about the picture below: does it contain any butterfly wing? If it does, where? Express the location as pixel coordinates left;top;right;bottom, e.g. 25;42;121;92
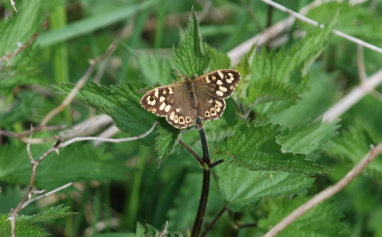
140;83;197;129
193;69;241;121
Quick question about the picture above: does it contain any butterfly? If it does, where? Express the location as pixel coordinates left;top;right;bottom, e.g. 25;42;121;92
140;69;241;129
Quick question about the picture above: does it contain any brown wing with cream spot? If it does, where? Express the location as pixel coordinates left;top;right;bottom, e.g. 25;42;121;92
193;69;240;121
140;83;197;129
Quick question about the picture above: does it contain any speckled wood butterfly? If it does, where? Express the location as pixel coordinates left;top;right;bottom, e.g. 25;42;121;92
140;69;241;129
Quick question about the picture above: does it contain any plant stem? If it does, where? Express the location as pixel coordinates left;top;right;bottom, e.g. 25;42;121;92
200;206;227;237
191;118;211;237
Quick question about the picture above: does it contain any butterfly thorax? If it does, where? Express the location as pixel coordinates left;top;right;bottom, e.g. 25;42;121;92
184;78;198;109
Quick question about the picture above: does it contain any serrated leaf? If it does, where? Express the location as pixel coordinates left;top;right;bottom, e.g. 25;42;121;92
258;195;349;237
54;81;180;161
136;52;174;86
131;222;183;237
328;127;382;179
0;143;132;190
155;126;183;164
225;122;328;175
278;120;340;158
216;164;314;212
248;15;337;116
22;205;76;223
205;43;230;71
168;8;210;78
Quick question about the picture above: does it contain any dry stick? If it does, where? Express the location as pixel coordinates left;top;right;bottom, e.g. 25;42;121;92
0;33;37;62
322;68;382;122
40;42;117;127
260;0;382;54
178;140;203;165
9;0;17;12
263;141;382;237
200;206;227;237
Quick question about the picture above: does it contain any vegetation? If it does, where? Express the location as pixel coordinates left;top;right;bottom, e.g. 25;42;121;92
0;0;382;236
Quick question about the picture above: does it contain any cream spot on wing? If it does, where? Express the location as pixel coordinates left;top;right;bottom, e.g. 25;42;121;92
226;78;233;83
210;108;216;115
212;76;217;80
169;111;175;120
207;99;213;103
230;85;235;90
219;86;228;92
159;96;165;102
205;76;211;83
205;111;210;117
154;89;159;98
174;115;178;123
216;90;224;97
217;70;224;79
165;104;171;112
162;90;167;95
216;80;223;85
176;108;181;112
152;108;157;113
186;117;192;123
159;102;166;110
228;73;234;77
215;105;221;112
179;116;185;124
147;97;156;105
168;87;174;94
215;100;223;107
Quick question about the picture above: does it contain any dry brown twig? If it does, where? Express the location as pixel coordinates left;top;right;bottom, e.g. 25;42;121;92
0;33;38;62
9;0;17;12
7;122;157;237
263;141;382;237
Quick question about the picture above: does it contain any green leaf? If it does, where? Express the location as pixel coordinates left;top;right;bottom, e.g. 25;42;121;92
216;164;314;212
0;143;132;190
248;15;337;115
0;205;75;237
258;195;349;237
155;126;183;165
328;127;382;179
127;222;183;237
136;52;174;86
205;43;230;71
54;81;180;161
225;122;328;175
168;8;210;78
278;120;340;159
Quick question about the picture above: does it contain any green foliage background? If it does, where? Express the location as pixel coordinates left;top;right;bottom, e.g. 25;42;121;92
0;0;382;236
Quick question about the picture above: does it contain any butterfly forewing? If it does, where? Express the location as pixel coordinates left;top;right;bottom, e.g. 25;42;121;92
140;69;241;129
140;83;197;129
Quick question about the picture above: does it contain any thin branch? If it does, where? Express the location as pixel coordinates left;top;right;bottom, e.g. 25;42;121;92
0;33;37;62
10;0;17;12
260;0;382;54
322;68;382;122
40;42;117;127
56;122;157;148
200;206;227;237
158;221;169;237
179;140;203;165
191;118;211;237
21;183;73;209
263;141;382;237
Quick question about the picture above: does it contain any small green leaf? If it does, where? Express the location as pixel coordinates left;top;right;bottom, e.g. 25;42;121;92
155;125;183;164
205;43;230;71
216;164;315;212
168;8;210;78
136;52;174;86
258;195;349;237
22;205;76;223
225;122;328;175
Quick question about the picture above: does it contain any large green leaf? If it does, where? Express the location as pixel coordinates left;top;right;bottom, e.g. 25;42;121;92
225;122;328;175
216;164;314;212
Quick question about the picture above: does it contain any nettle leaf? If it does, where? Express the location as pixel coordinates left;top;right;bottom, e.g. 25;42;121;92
328;127;382;179
0;143;132;190
205;43;230;71
155;126;183;165
248;15;337;115
225;122;328;175
54;81;180;161
258;195;349;237
0;205;75;237
216;164;314;212
278;120;340;159
0;215;47;237
169;8;210;78
128;222;183;237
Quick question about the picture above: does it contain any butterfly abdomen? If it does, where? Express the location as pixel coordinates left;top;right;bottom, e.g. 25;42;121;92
184;80;199;109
